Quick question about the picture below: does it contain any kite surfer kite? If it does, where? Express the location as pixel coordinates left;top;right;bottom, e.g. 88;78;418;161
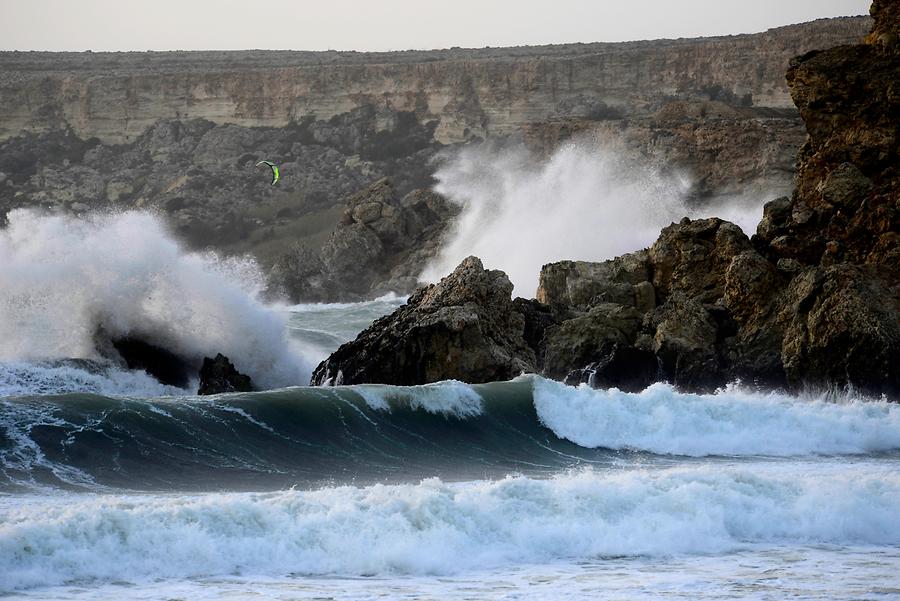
256;160;280;186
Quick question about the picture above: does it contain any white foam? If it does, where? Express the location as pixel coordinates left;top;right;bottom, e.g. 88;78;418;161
0;361;189;398
2;462;898;591
0;210;312;390
533;378;900;456
420;141;769;296
354;380;484;417
284;292;407;314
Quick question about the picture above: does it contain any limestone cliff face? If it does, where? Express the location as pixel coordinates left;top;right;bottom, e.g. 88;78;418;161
0;18;869;144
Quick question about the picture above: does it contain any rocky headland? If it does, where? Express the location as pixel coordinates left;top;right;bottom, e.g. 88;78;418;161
313;3;899;396
0;17;869;302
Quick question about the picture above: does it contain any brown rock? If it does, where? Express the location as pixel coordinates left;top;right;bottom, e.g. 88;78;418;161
541;303;643;380
649;217;752;304
310;257;535;385
779;265;899;394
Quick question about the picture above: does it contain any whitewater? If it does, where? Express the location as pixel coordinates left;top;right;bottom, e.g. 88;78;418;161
1;199;898;598
2;319;899;599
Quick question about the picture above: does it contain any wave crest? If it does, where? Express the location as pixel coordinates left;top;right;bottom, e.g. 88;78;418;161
534;378;900;456
2;464;898;590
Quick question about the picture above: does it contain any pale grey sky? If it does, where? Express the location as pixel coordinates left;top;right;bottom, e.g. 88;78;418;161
0;0;871;52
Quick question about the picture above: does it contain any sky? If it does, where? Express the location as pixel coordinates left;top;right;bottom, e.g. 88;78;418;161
0;0;871;52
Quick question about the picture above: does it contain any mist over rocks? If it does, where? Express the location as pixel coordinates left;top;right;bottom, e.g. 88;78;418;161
315;6;899;395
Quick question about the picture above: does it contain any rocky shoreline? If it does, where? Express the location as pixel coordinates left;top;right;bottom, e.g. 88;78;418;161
313;2;899;396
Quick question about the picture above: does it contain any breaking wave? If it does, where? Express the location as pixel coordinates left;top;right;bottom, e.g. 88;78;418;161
0;209;312;389
2;463;898;590
2;377;897;492
533;379;900;457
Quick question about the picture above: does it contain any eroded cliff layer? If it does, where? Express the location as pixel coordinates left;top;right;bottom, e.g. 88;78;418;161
0;18;869;144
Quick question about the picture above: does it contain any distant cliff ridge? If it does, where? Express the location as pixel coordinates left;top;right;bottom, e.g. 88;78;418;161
0;17;870;144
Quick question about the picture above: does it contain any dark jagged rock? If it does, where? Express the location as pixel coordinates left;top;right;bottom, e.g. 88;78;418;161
777;265;899;391
109;336;194;389
541;303;644;381
197;354;253;395
649;294;724;390
563;344;659;393
311;257;536;386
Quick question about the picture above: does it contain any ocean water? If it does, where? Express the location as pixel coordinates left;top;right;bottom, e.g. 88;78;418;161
2;211;899;599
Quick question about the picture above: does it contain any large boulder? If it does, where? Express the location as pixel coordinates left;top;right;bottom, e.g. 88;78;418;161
650;217;753;304
649;294;723;390
311;257;536;385
106;336;195;389
541;303;644;381
537;251;654;312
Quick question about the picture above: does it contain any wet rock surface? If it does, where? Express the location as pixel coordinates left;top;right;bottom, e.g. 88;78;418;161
197;354;254;395
108;336;195;389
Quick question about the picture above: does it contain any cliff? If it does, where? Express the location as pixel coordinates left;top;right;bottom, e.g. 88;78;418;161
0;17;872;302
0;18;868;145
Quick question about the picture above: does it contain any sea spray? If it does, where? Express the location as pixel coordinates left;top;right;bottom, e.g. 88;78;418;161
0;209;311;388
0;360;189;398
421;140;769;295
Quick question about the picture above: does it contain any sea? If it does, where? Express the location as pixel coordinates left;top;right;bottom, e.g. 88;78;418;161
2;210;900;599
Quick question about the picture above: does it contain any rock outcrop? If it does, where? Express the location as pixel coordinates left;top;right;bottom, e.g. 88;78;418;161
314;4;898;396
197;354;254;395
105;336;195;389
311;257;537;385
268;178;458;301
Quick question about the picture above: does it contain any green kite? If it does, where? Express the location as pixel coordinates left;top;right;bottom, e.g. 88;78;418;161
256;160;280;185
